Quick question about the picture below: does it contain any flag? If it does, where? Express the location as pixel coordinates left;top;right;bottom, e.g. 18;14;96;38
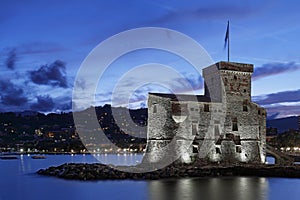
224;21;229;49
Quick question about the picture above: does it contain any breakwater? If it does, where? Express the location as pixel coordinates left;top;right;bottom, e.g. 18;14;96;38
37;163;300;181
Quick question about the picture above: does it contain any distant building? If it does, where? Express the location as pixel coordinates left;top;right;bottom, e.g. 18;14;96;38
144;62;266;165
266;127;278;143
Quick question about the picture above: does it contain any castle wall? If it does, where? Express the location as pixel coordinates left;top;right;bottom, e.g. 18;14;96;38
144;62;266;166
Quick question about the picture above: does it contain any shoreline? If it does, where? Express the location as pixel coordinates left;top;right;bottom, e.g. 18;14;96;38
0;152;144;156
37;163;300;181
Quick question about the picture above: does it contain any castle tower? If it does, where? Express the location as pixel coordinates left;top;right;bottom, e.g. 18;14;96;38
202;61;253;103
202;62;266;164
144;61;266;166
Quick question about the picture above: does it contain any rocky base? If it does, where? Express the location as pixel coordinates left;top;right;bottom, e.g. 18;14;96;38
37;163;300;181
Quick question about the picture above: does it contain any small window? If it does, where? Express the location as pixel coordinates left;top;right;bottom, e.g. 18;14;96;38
236;146;242;153
243;89;247;93
243;100;248;112
204;104;210;112
258;110;261;115
232;117;238;131
193;145;198;153
153;104;157;113
172;103;187;115
216;147;221;154
192;124;198;135
233;123;238;131
234;75;237;80
214;125;220;137
190;108;194;111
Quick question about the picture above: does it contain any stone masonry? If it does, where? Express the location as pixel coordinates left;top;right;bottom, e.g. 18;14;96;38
143;62;266;166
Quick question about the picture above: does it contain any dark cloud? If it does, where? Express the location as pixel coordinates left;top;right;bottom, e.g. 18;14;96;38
31;95;55;112
265;105;300;119
5;48;17;70
0;79;28;106
54;96;72;111
253;62;300;80
254;89;300;105
30;95;72;113
57;101;72;111
1;95;27;106
29;60;68;88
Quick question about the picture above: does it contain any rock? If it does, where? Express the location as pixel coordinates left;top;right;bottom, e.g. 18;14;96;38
36;163;300;181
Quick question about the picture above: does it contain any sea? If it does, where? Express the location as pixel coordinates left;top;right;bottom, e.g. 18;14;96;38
0;154;299;200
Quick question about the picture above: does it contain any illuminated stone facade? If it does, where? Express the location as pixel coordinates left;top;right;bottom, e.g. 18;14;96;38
144;62;266;165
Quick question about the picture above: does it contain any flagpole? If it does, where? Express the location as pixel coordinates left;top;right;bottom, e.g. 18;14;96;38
227;20;230;62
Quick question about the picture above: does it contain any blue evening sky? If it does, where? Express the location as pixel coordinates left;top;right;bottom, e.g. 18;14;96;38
0;0;300;119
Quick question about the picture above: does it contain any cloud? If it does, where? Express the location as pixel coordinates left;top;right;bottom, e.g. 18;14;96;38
29;60;68;88
265;105;300;119
140;102;146;108
5;48;17;70
253;62;300;80
254;89;300;118
174;73;204;92
30;95;72;113
267;112;280;120
18;42;67;55
74;78;87;90
92;72;204;109
254;89;300;105
148;4;261;25
57;101;72;111
0;79;28;106
30;95;55;112
54;96;72;111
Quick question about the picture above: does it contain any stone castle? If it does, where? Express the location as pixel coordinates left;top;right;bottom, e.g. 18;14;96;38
144;61;266;165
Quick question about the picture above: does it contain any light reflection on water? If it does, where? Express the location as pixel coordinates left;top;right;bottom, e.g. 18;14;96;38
1;154;300;200
148;177;268;200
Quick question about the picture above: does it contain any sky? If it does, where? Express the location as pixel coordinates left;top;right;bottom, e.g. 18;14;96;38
0;0;300;119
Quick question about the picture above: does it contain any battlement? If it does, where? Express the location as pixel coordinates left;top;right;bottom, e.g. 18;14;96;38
217;61;253;72
204;61;253;73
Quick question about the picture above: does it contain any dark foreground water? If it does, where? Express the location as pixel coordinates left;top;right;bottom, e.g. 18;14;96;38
0;154;299;200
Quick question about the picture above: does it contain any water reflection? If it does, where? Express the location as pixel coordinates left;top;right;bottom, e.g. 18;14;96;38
148;177;268;200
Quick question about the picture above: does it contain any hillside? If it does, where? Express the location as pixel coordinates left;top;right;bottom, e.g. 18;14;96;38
267;116;299;133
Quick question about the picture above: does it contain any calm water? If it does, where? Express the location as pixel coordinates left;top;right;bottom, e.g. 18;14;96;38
0;154;299;200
